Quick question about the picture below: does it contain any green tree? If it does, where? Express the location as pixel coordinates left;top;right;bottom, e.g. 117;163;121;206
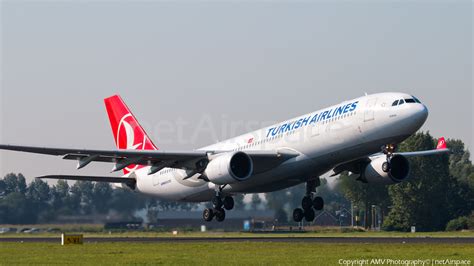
70;181;94;214
318;178;350;212
446;139;474;212
233;194;246;210
26;178;52;222
0;192;33;223
145;198;159;223
250;194;262;210
383;132;464;231
274;207;288;224
92;182;113;214
110;188;146;220
447;139;474;186
3;173;27;194
51;180;71;214
265;190;288;212
27;178;50;203
339;172;391;228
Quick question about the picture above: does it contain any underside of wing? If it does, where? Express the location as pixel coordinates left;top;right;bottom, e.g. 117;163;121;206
37;175;137;189
0;144;300;178
0;144;209;174
38;174;135;183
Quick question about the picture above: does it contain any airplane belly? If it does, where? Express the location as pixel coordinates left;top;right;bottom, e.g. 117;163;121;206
135;168;211;202
225;159;318;193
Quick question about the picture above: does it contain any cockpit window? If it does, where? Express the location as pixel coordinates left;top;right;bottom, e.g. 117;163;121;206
393;97;420;106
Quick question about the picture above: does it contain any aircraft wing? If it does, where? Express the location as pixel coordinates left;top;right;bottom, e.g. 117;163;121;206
394;137;449;157
0;144;208;173
395;148;449;157
37;175;136;184
0;144;298;175
331;137;450;176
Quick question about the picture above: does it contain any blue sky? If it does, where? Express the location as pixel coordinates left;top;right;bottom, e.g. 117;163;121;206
1;1;472;181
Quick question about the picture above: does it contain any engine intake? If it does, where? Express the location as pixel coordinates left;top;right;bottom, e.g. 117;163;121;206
363;154;410;184
204;152;253;185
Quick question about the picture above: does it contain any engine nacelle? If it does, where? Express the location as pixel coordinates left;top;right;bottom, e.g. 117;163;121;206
204;152;253;185
363;154;410;184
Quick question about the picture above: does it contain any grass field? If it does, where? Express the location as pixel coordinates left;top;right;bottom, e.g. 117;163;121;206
1;242;473;265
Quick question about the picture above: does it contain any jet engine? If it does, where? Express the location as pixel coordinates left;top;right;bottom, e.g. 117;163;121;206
204;151;253;185
363;154;410;184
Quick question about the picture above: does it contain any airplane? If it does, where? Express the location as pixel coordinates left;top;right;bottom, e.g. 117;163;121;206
0;92;449;222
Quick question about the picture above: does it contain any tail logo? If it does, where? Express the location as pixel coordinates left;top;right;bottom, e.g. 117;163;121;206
116;114;144;150
436;137;447;150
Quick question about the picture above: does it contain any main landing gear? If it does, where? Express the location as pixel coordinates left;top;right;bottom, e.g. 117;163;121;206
203;186;234;222
293;180;324;222
381;144;397;173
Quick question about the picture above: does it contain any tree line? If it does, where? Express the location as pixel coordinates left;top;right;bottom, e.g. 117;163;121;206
0;132;472;231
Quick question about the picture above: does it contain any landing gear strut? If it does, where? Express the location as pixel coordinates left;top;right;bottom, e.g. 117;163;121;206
381;144;397;173
203;185;234;222
293;179;324;222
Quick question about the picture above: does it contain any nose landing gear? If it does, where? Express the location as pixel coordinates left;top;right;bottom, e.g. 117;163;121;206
293;179;324;222
381;144;398;173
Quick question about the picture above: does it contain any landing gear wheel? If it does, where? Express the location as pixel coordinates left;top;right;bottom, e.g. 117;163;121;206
304;208;315;222
212;196;223;209
313;196;324;211
293;208;304;222
301;196;313;211
215;209;226;222
382;161;391;173
223;196;234;210
203;208;214;222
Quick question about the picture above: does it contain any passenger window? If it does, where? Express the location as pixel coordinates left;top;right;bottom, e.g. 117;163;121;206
392;100;399;106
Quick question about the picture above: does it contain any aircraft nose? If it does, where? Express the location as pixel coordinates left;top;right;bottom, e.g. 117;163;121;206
414;104;429;125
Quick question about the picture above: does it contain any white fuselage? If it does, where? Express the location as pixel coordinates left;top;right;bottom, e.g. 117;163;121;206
134;92;428;202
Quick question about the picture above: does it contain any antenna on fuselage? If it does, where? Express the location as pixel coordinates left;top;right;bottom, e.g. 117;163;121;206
364;92;368;96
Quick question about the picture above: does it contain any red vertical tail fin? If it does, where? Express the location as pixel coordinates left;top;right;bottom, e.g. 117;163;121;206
436;137;447;150
104;95;157;174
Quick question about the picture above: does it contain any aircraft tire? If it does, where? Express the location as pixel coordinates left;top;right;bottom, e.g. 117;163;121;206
212;196;223;209
223;196;234;210
215;208;226;222
293;208;304;222
302;196;313;211
203;208;214;222
313;196;324;211
304;208;315;222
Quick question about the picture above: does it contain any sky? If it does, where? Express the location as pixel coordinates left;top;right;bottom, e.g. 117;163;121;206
1;1;472;183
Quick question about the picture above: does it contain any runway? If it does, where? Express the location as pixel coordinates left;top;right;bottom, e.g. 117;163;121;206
1;236;473;244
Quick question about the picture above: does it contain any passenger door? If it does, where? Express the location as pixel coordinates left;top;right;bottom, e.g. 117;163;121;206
364;98;377;122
